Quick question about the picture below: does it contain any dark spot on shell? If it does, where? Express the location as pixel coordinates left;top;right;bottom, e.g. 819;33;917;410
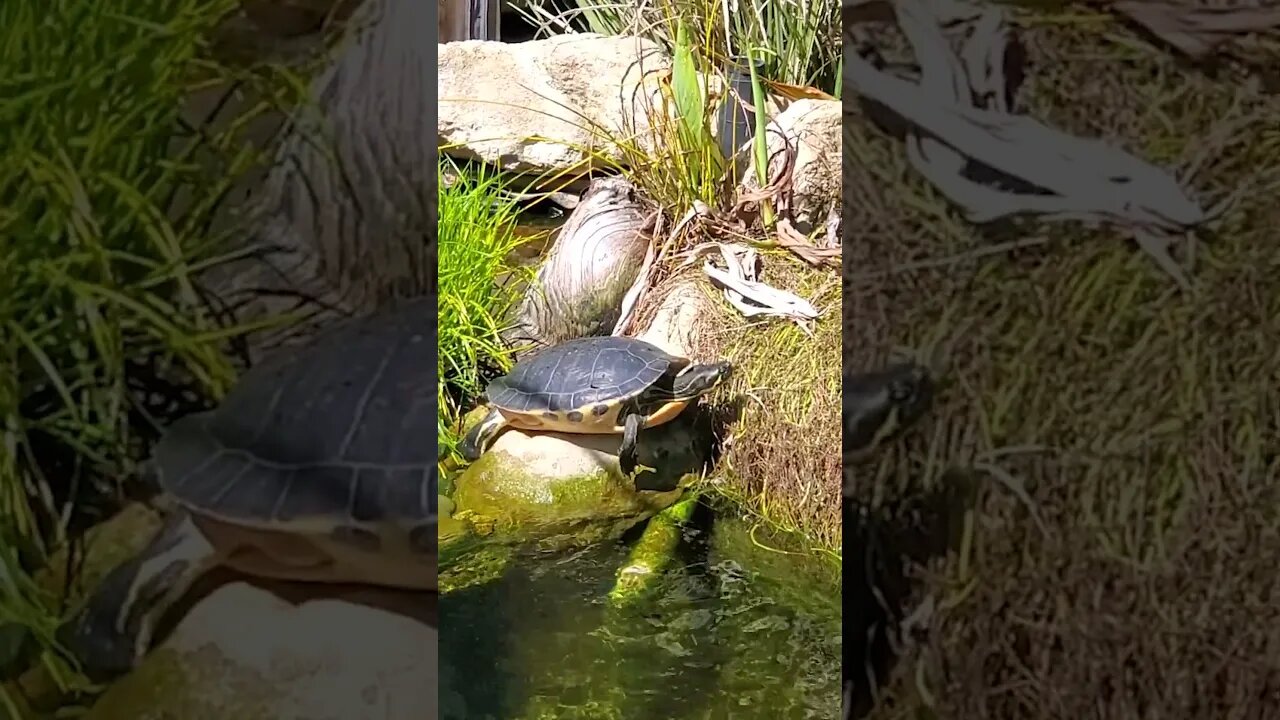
542;412;557;420
409;524;435;556
567;411;584;422
592;404;610;416
330;526;382;552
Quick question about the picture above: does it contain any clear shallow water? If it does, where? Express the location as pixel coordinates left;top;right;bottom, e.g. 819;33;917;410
439;511;841;720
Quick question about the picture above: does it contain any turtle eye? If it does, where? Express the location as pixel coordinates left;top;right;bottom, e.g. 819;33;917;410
888;380;914;403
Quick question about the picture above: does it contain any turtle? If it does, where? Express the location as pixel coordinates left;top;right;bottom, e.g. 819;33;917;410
58;297;437;679
459;336;732;478
842;362;934;719
843;362;934;475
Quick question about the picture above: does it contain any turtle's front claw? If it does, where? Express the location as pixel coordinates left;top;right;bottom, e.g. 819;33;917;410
624;464;658;490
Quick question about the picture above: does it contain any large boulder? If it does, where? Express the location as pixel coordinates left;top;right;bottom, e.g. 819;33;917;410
438;34;670;177
743;98;840;234
84;583;435;720
448;411;699;546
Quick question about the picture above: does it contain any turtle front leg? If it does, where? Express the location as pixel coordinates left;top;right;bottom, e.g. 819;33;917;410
58;511;220;680
618;412;649;482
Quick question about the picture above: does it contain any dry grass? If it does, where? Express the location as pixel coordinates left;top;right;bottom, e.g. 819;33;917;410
713;259;842;553
844;13;1280;720
634;251;843;554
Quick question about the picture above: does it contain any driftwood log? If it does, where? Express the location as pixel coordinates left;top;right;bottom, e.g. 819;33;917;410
507;176;654;352
206;0;435;356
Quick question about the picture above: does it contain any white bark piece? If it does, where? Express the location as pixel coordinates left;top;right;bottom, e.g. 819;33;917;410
844;0;1212;288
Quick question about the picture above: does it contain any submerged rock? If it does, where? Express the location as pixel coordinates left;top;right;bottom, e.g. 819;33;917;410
608;492;701;608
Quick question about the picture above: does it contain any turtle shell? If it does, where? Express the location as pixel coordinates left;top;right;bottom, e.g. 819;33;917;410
151;297;437;529
487;336;687;416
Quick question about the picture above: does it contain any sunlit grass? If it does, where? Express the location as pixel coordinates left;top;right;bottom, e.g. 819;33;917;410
0;0;293;699
437;161;533;463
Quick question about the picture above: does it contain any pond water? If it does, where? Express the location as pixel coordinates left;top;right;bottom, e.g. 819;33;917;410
439;506;841;720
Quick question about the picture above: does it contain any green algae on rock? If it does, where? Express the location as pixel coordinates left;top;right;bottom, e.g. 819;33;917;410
450;444;686;548
439;542;517;595
608;492;701;608
448;403;713;550
708;511;840;620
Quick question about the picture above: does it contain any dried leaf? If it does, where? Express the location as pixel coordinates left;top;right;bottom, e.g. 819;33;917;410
777;218;841;267
764;79;837;102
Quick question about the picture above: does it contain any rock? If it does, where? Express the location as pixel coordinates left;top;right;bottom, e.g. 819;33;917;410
34;502;170;603
449;409;710;547
743;99;840;234
438;541;515;595
637;280;715;359
85;582;435;720
438;34;670;177
10;504;169;710
19;503;435;718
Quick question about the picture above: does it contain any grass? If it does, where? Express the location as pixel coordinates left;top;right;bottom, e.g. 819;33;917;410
844;11;1280;719
515;0;840;94
0;0;292;701
697;260;843;554
437;161;533;463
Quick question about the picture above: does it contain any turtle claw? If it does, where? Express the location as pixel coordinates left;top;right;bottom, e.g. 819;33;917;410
623;463;658;490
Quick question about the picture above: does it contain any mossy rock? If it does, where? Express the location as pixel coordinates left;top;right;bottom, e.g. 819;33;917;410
452;446;686;549
439;542;516;595
7;503;170;711
38;502;167;598
452;406;712;549
84;583;434;720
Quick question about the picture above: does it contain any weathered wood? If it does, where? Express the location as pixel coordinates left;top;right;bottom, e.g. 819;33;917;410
507;177;654;352
207;0;436;355
440;0;468;41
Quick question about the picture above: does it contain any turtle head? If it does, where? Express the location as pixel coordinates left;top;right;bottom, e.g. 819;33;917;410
459;407;508;462
672;360;733;399
844;362;934;456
